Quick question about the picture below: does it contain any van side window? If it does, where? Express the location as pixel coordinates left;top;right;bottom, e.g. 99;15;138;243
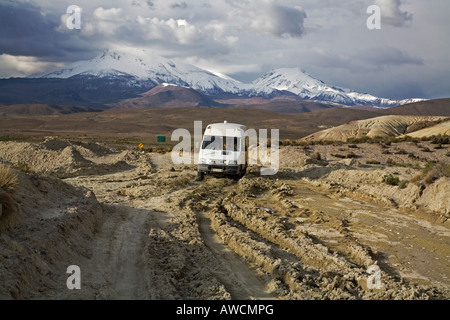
224;137;240;151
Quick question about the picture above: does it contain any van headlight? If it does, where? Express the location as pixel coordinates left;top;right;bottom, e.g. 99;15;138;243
228;160;237;165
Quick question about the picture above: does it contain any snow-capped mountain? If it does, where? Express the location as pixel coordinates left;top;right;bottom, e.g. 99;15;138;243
29;49;273;97
26;49;425;108
253;68;425;107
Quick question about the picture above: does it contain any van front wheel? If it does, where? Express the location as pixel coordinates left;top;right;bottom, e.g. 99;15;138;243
197;171;205;181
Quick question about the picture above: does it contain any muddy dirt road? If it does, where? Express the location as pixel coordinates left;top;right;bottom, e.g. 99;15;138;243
63;153;275;299
0;139;449;299
65;153;449;299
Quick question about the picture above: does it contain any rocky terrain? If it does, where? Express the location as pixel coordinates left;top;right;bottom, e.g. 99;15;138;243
0;137;448;300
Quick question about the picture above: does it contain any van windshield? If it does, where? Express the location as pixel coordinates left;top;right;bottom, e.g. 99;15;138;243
201;136;240;151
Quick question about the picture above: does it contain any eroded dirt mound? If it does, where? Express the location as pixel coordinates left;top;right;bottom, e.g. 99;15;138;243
0;168;104;299
0;138;152;178
281;142;450;219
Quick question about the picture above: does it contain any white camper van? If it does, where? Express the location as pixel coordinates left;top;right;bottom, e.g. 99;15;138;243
197;121;248;180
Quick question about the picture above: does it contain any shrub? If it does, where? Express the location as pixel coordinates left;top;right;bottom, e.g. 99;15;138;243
0;164;19;222
384;175;400;186
411;162;450;185
431;135;449;145
383;174;408;189
398;180;408;189
0;164;18;193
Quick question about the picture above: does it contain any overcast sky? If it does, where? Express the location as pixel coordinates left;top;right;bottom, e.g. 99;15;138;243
0;0;449;100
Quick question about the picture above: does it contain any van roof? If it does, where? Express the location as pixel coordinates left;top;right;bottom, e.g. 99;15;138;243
207;122;246;130
205;122;246;136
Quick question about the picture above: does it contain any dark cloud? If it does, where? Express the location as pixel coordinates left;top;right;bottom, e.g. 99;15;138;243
268;4;307;38
171;2;188;9
226;0;307;38
0;1;96;61
0;1;58;56
356;46;424;69
132;0;155;8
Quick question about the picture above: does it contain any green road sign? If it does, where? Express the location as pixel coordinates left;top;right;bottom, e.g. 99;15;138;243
157;136;166;142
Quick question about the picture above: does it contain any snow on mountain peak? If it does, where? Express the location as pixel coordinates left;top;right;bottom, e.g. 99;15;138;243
252;67;421;107
253;67;326;94
29;48;275;97
30;48;181;80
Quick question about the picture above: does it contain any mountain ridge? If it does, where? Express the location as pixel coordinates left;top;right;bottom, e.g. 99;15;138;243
253;67;425;107
17;48;425;108
29;48;274;98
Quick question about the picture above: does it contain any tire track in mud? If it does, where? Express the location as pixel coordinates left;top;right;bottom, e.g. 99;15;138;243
64;168;154;299
185;174;449;299
78;204;151;299
196;210;275;299
140;154;276;299
104;206;149;299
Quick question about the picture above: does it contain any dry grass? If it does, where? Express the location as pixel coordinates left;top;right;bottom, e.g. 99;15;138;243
0;164;18;193
411;162;450;185
0;164;19;224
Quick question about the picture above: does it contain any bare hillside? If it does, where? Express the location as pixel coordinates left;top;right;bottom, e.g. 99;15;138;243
382;98;450;116
112;84;222;109
0;104;97;117
403;120;450;138
303;115;449;142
